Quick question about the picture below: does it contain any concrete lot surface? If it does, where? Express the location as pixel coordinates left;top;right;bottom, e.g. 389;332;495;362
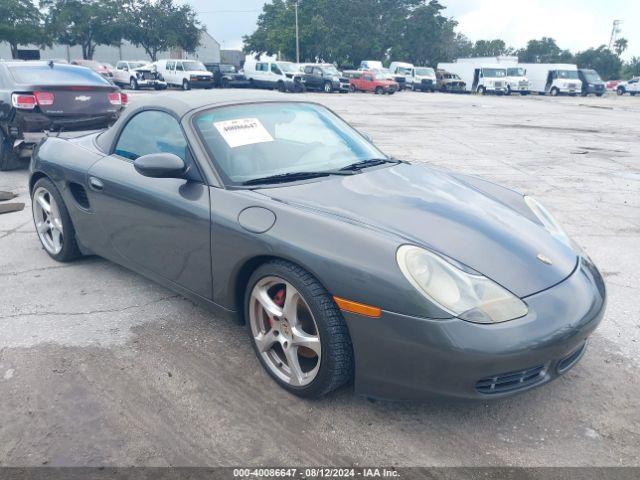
0;91;638;467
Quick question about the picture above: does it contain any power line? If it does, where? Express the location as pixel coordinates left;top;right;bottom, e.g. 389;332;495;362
197;10;260;14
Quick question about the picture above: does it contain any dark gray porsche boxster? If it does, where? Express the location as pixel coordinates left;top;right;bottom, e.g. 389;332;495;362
29;91;606;400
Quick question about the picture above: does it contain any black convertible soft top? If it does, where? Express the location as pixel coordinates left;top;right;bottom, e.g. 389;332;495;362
95;90;301;153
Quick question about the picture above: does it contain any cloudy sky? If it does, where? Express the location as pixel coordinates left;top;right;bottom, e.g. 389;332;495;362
184;0;639;59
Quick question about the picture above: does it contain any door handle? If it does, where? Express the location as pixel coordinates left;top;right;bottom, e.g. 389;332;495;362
88;176;104;191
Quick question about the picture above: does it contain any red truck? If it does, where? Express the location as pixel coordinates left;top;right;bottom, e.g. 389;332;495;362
345;70;399;94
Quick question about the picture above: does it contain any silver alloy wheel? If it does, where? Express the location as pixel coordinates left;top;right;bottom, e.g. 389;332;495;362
32;186;64;255
249;276;322;387
324;82;332;93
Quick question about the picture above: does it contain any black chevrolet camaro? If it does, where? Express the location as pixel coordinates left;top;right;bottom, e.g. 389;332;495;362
29;90;606;400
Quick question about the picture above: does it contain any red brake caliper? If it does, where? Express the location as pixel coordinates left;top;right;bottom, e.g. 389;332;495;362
270;288;286;327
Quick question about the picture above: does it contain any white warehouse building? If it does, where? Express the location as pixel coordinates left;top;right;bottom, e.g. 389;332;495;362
0;31;221;64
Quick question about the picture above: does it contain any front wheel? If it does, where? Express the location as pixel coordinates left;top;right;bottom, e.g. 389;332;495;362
349;84;357;93
31;178;81;262
182;79;190;91
375;86;383;95
617;87;625;96
246;260;354;398
477;86;486;95
130;77;138;90
550;87;560;96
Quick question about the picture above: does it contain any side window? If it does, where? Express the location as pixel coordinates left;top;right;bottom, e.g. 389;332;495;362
364;75;372;81
176;63;184;71
270;63;282;75
313;67;322;76
304;66;313;74
166;61;175;70
115;111;188;161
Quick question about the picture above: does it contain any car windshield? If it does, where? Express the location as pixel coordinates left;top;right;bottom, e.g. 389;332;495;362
582;70;602;82
396;67;412;75
220;65;236;73
507;68;525;76
130;62;147;69
8;64;111;85
182;61;206;71
374;69;394;79
194;103;386;185
483;68;507;78
277;62;298;73
557;70;579;79
415;68;435;76
321;65;339;75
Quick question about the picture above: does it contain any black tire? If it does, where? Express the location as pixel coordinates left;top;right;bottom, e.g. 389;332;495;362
506;86;512;96
129;77;138;90
596;93;604;97
0;130;22;171
550;87;560;97
323;81;333;93
31;177;81;263
374;86;383;95
477;86;486;95
277;81;286;93
182;79;190;91
349;84;357;93
245;260;354;398
617;87;625;96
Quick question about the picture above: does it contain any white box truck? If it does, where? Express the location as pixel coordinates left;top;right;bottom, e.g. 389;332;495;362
454;57;530;95
520;63;582;96
437;62;508;94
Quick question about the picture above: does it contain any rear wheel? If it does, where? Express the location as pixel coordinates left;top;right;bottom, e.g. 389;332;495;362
349;84;357;93
375;86;383;95
617;87;625;96
323;81;333;93
550;87;560;97
129;77;138;90
182;79;190;91
246;260;354;398
0;130;22;172
31;178;81;262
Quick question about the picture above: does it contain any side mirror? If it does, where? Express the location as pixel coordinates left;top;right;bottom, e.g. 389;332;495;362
134;153;186;179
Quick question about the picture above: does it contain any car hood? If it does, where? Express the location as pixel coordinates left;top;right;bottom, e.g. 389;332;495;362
258;163;577;298
188;70;213;76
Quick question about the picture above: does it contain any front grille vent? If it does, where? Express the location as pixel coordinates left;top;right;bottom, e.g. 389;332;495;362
557;342;586;374
476;365;545;394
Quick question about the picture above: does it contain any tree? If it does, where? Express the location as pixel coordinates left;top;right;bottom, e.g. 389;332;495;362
471;39;510;58
0;0;47;59
517;37;574;63
44;0;123;59
124;0;202;61
243;0;460;67
575;45;622;80
613;38;628;56
623;57;640;79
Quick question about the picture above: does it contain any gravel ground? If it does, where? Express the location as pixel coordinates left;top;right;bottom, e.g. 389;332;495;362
0;90;638;467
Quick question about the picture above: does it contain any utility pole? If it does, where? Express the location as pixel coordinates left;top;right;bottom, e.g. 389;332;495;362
608;20;622;51
295;1;300;63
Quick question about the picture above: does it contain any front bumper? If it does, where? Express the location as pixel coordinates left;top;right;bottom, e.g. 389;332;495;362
344;257;606;400
189;78;214;88
137;78;167;89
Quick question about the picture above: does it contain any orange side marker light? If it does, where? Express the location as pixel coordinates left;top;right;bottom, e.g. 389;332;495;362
333;296;382;318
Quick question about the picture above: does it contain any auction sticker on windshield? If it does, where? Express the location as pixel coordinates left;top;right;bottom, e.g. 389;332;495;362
214;118;274;148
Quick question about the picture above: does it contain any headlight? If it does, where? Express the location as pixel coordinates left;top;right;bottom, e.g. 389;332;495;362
397;246;528;324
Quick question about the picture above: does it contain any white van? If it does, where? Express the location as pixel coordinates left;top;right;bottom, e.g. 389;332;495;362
360;60;384;71
438;62;508;94
243;59;303;92
521;64;582;96
505;65;531;95
155;59;213;90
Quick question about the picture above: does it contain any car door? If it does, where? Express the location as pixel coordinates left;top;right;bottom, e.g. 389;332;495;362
362;73;374;92
85;109;213;299
164;61;176;85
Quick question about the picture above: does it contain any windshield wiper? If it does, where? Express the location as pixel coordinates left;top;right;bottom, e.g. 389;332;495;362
339;157;403;172
242;170;355;186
